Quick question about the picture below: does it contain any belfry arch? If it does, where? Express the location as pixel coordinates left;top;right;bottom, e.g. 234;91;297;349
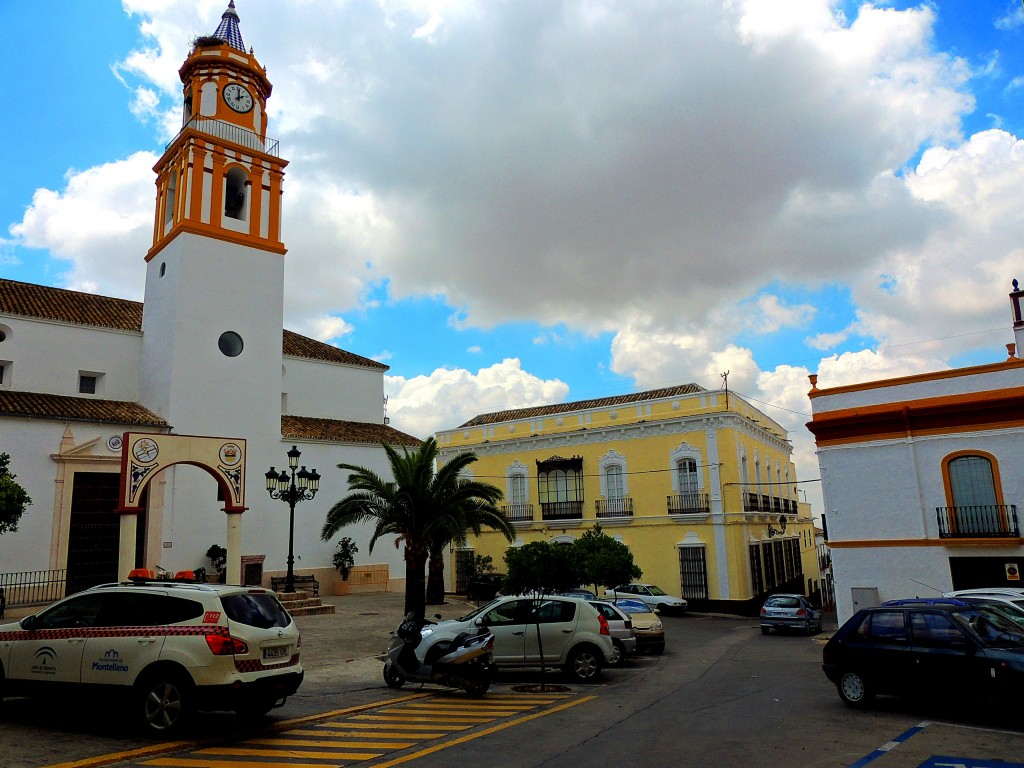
117;432;248;584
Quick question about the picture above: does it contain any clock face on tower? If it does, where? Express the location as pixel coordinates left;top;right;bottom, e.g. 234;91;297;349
222;83;254;113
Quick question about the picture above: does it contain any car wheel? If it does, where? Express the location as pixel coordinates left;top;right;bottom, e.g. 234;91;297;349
837;671;874;708
609;640;624;666
565;645;603;682
135;670;192;736
383;662;406;689
760;626;770;635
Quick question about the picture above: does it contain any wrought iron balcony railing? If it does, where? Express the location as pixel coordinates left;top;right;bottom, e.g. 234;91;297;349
936;505;1019;538
170;116;280;157
596;497;633;518
667;492;710;515
541;501;583;521
501;503;535;524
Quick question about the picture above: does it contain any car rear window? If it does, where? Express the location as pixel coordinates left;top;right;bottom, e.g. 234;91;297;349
766;597;801;608
855;610;907;643
221;593;291;629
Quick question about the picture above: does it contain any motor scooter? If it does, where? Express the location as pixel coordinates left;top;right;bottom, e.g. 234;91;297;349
383;612;494;696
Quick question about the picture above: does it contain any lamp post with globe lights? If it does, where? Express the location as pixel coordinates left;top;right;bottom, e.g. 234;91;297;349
265;445;320;593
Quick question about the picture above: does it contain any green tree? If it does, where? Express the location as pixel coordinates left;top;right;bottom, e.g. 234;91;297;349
573;525;642;593
504;540;581;596
0;453;32;536
322;438;508;619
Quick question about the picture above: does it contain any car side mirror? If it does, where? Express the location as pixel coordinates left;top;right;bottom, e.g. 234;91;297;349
432;613;442;621
20;615;37;631
652;607;661;615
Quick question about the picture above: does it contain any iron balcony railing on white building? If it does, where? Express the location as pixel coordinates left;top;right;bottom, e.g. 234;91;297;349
936;505;1019;538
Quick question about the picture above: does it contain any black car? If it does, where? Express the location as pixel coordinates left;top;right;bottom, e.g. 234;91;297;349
822;603;1024;708
465;573;505;602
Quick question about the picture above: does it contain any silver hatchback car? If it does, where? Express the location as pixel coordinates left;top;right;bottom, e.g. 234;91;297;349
760;593;822;635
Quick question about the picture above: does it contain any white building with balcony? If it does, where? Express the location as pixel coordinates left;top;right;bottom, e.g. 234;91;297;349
807;281;1024;623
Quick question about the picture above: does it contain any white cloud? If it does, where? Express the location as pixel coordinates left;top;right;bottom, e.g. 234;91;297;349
386;358;569;438
8;152;156;300
10;0;1024;516
746;295;816;335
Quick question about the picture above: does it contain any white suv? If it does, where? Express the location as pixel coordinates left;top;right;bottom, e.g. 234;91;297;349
0;577;303;734
437;595;615;681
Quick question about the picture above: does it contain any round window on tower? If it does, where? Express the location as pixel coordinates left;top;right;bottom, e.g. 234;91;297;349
218;331;244;357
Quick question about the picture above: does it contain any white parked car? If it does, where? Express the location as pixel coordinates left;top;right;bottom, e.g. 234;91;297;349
437;595;615;681
944;589;1024;618
0;575;303;735
607;583;689;615
587;600;637;665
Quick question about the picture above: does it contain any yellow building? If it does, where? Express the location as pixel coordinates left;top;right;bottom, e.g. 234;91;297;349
436;383;821;614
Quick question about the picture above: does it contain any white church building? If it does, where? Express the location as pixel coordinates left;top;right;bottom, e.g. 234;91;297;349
0;3;418;600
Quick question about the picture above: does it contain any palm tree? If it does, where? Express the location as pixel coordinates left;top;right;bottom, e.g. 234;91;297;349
426;484;514;605
321;437;508;618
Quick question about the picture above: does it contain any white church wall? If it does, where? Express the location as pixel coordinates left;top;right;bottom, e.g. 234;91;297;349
1;315;142;400
282;356;385;422
0;418;130;575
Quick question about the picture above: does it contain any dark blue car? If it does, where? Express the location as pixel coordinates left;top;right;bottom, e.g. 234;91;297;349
822;603;1024;707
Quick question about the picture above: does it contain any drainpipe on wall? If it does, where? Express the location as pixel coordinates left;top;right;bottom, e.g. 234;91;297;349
902;406;930;537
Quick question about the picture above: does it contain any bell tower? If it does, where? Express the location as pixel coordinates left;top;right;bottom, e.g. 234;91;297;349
148;0;286;258
140;1;284;443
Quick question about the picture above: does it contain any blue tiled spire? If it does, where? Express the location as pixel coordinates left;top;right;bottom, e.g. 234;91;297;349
212;1;246;52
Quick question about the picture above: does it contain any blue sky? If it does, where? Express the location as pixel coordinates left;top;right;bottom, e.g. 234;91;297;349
4;1;1024;514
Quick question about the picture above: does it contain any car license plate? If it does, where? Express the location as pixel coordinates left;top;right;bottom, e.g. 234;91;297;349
263;645;290;661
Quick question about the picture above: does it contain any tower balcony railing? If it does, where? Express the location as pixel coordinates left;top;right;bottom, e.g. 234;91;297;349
170;116;280;157
541;501;583;521
501;503;535;524
596;497;633;519
936;505;1019;538
667;492;710;515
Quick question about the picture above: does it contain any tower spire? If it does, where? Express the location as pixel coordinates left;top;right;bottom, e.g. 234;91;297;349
212;1;246;52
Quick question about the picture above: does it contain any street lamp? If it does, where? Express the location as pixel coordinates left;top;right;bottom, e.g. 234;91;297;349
265;445;320;593
767;515;788;538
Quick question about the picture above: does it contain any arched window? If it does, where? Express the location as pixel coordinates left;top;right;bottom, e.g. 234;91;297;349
947;454;998;508
605;465;624;499
942;452;1007;537
508;472;527;504
224;167;248;220
676;458;698;494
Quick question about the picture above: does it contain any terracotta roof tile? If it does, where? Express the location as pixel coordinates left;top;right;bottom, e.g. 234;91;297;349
282;415;421;446
459;383;706;427
282;330;387;370
1;279;385;370
0;278;143;331
0;390;168;427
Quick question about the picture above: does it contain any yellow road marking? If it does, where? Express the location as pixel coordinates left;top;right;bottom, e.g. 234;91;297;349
318;721;470;730
244;737;404;748
199;746;385;759
44;694;430;768
369;695;596;768
354;714;496;722
286;728;439;739
146;760;336;768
